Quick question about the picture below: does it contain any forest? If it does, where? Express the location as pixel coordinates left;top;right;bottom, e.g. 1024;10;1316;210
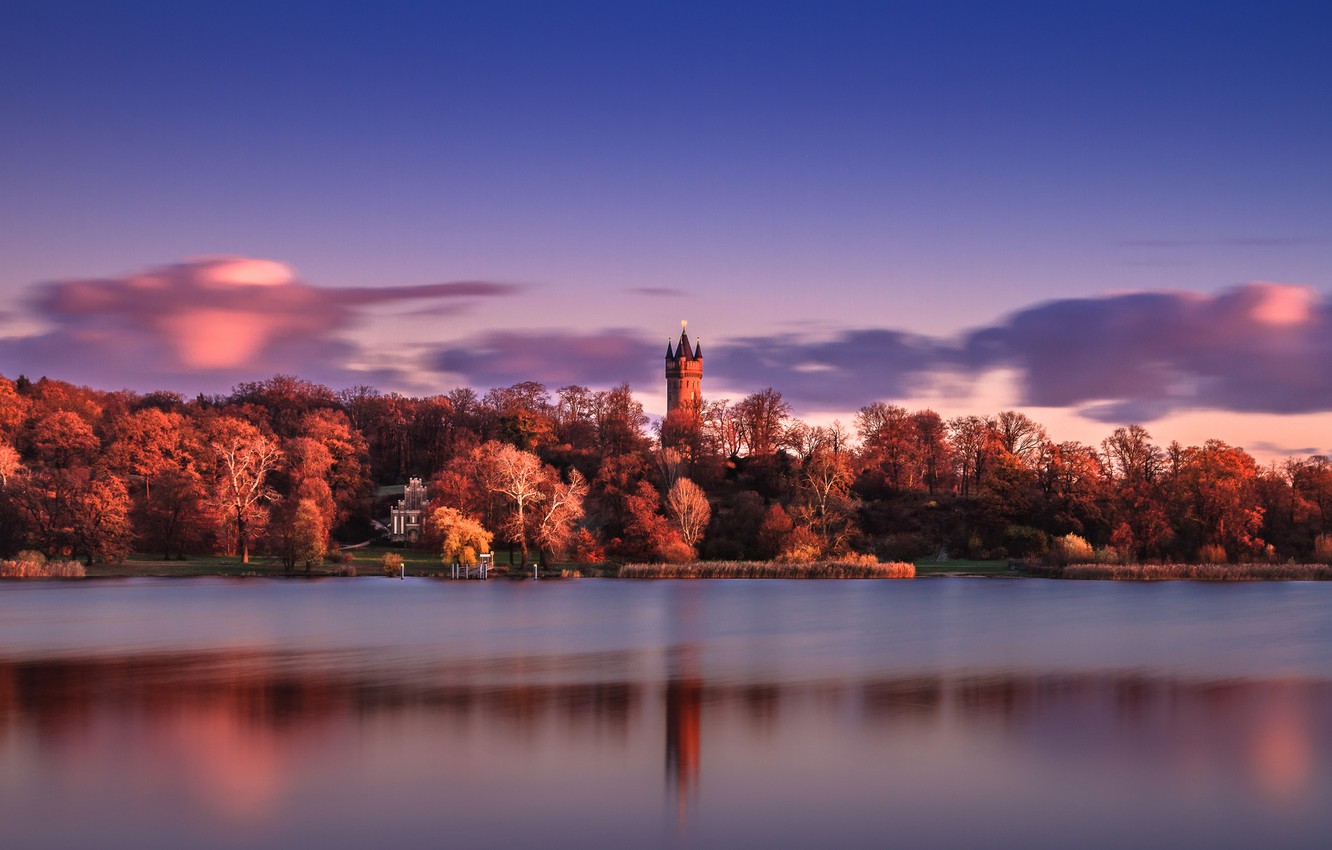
2;371;1331;568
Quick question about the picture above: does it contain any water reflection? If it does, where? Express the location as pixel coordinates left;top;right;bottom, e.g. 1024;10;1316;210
3;649;1332;848
5;577;1332;849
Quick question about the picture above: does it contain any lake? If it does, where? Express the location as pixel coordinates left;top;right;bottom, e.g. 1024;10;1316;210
2;577;1331;849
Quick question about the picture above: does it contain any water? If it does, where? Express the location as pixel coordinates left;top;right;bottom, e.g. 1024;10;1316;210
2;577;1331;849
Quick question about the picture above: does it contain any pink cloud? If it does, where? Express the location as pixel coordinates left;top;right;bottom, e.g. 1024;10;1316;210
3;257;516;392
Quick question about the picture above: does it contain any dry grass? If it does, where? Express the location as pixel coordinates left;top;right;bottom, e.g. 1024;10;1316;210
0;559;87;578
619;560;915;579
1062;563;1332;581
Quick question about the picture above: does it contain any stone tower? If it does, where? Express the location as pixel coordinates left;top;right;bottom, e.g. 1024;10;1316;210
665;322;703;416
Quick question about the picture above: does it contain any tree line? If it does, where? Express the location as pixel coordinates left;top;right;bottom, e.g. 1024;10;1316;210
2;372;1330;567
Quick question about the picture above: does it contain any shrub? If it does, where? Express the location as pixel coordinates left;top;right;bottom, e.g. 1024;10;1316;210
380;552;404;577
1;559;86;578
1092;546;1124;565
656;537;696;564
1063;563;1332;581
1049;533;1095;566
776;526;823;563
1315;534;1332;564
875;533;927;563
1004;525;1049;558
1197;543;1228;565
570;529;606;564
619;560;915;579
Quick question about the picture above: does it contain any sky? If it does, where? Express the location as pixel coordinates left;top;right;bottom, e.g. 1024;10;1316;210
2;0;1331;459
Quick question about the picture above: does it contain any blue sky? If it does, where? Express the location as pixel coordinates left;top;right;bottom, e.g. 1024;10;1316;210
3;1;1331;455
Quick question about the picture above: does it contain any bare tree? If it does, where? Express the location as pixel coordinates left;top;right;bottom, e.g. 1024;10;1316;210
481;441;547;565
656;447;685;492
0;444;19;486
733;388;791;457
795;447;856;554
535;469;588;564
666;477;711;549
994;410;1048;467
204;417;282;564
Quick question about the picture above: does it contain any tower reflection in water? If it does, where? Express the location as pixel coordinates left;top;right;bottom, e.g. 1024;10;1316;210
665;660;702;827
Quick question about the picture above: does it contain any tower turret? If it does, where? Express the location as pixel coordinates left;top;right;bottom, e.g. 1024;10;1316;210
665;321;703;417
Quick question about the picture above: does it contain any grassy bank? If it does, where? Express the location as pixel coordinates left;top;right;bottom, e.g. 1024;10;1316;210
1062;563;1332;581
619;560;915;579
912;559;1025;577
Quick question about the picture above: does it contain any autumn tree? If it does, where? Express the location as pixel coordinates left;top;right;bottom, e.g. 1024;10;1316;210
756;503;795;560
554;384;598;453
1035;441;1106;538
104;408;195;499
1290;456;1332;537
1101;425;1172;560
949;415;996;498
297;409;373;527
858;403;919;491
10;467;133;564
484;381;555;451
0;376;29;440
732;388;791;457
1168;440;1265;560
427;505;493;566
593;382;650;460
616;480;690;562
228;375;338;438
290;498;330;571
21;410;100;468
139;467;210;560
912;410;953;496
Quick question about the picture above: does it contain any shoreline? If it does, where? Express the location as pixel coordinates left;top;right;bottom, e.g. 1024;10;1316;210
7;556;1332;582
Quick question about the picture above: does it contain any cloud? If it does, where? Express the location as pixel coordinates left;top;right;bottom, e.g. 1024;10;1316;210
697;282;1332;422
1250;441;1325;458
1;257;516;392
625;287;685;297
5;260;1326;424
965;282;1332;420
706;329;941;406
432;330;661;389
1117;236;1319;249
422;282;1332;422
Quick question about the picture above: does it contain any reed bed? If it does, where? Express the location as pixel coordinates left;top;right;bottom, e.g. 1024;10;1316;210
619;560;915;579
0;559;87;578
1062;563;1332;581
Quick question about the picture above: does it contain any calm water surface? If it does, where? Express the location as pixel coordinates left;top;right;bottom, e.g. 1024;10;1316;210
2;577;1331;849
